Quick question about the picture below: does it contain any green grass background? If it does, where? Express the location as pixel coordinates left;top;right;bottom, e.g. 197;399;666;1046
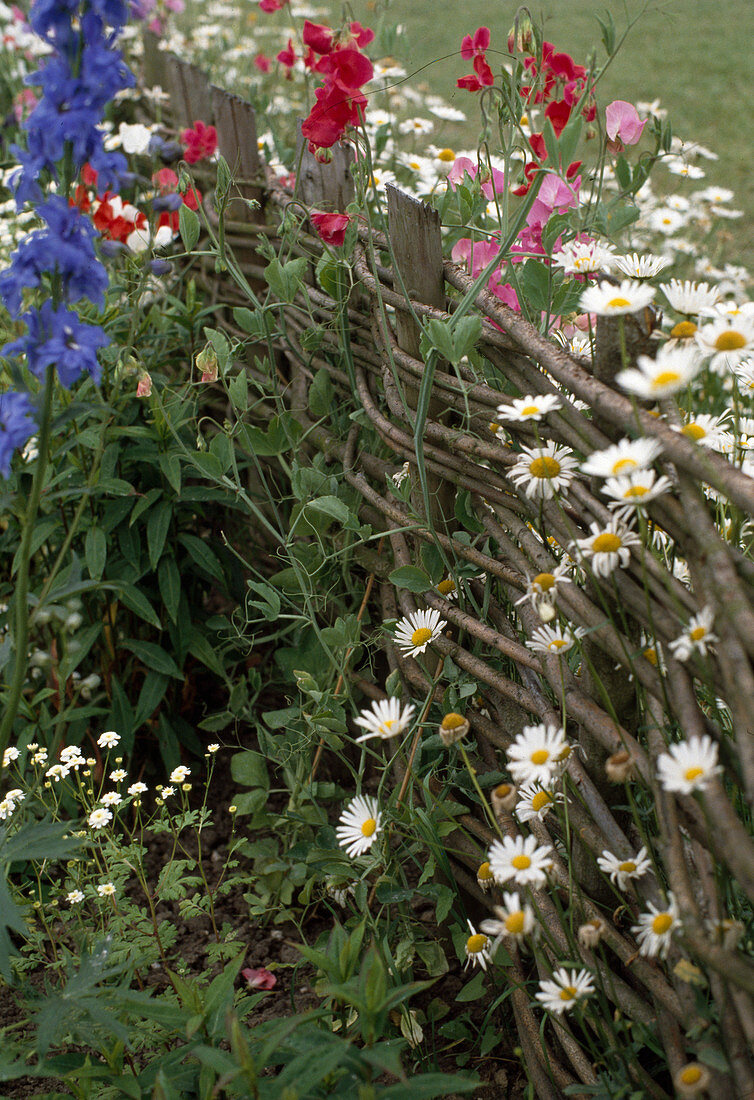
319;0;754;270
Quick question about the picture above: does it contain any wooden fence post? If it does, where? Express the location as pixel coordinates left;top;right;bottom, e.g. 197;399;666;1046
165;54;214;127
142;30;163;90
211;87;263;221
294;126;355;211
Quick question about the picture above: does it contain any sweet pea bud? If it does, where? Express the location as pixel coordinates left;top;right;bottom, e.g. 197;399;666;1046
507;15;534;54
491;781;517;816
312;145;333;164
136;372;153;398
538;601;556;622
439;712;469;746
195;345;219;382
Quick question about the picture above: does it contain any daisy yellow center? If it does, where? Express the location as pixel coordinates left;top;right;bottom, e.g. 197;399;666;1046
411;627;433;647
680;1066;703;1086
438;147;455;162
383;719;395;730
530;749;550;765
529;456;561;478
681;422;707;440
505;911;526;934
361;818;377;837
495;783;512;798
671;320;697;339
612;457;638;473
531;791;552;812
478;861;493;881
690;626;707;641
520;113;529;126
550;638;569;649
466;933;487;954
559;986;577;1001
714;330;747;351
409;160;421;170
521;405;541;415
651;370;682;388
592;532;622;553
512;854;531;870
684;766;704;781
607;297;631;309
534;572;555;591
618;860;637;874
441;712;465;730
643;646;658;665
437;578;456;595
652;913;673;935
488;421;500;433
624;485;649;498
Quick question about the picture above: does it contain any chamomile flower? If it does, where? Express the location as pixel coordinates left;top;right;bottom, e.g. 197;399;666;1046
515;563;572;611
487;834;554;888
616;344;702;398
97;731;120;749
66;889;85;905
668;606;717;661
480;892;536;948
674;412;734;452
515;782;561;823
647;206;686;235
97;882;116;898
2;746;19;766
580;437;663;479
526;623;585;656
464;920;492;970
109;769;127;783
506;723;571;785
169;765;191;784
508;443;578;501
336;795;382;858
551;238;616;275
128;782;148;796
696;314;754;372
579;279;655;316
99;791;122;807
436;576;459;600
612;252;672;279
536;968;595;1015
632;893;680;957
87;808;112;830
659;279;720;315
602;469;674;519
392;608;446;658
657;734;721;794
597;846;652;889
45;764;69;782
353;697;416;742
573;518;641;578
496;393;562;422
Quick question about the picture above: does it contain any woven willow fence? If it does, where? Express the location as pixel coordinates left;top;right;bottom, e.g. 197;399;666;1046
146;37;754;1099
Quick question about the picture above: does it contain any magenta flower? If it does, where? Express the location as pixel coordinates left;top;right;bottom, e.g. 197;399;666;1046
605;100;647;152
241;967;277;990
310;211;351;248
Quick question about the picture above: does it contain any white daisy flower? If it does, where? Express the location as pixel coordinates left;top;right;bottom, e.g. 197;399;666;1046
506;723;571;785
508;443;578;501
602;469;674;519
97;731;120;749
660;279;720;315
668;606;717;661
596;846;652;889
647;207;687;235
97;882;117;898
392;608;446;658
657;734;721;794
87;807;112;830
535;968;595;1014
463;920;492;970
515;782;561;823
2;746;19;766
496;393;562;422
612;252;672;279
207;743;220;753
733;359;754;394
674;413;734;452
579;279;655;316
487;834;554;888
580;437;663;479
573;518;641;578
695;185;735;204
436;576;459;600
616;344;703;398
354;697;416;742
696;315;754;372
480;892;536;948
45;764;70;782
632;893;680;957
128;782;148;796
515;563;572;611
336;795;382;858
526;623;585;656
169;765;191;784
99;791;122;807
551;238;615;275
109;769;127;782
66;889;85;905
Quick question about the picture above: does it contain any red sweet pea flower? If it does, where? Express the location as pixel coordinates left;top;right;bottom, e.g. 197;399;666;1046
153;167;179;192
300;21;374;151
180;120;217;165
460;26;490;60
310;210;351;247
303;19;334;55
544;98;571;136
241;967;277;990
348;21;374;48
457;52;494;92
254;52;271;72
259;0;287;11
277;38;296;70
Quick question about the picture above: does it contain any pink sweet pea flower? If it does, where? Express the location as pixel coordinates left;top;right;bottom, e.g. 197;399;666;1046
254;53;271;73
242;967;277;990
605;100;646;153
526;170;580;230
181;120;218;165
136;373;152;397
259;0;287;11
460;26;490;60
310;210;351;247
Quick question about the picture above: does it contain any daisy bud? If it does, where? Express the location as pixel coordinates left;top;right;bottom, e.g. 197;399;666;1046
578;917;607;949
674;1063;710;1098
538;601;556;622
439;712;469;746
605;751;636;783
477;861;494;892
491;781;517;816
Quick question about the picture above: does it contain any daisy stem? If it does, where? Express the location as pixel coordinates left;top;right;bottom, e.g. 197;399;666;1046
457;741;505;842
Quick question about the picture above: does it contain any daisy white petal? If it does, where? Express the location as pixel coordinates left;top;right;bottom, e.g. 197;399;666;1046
573;518;641;578
596;846;652;889
612;252;672;279
392;608;446;658
580;437;663;479
602;469;674;519
508;443;578;501
668;606;717;661
480;892;536;949
659;279;720;314
336;795;382;858
616;345;703;398
526;624;585;656
579;279;655;316
551;238;615;275
535;967;594;1014
354;697;416;742
657;734;721;794
506;723;571;785
464;919;492;970
515;782;562;823
696;315;754;372
496;393;562;422
631;893;680;957
487;834;554;888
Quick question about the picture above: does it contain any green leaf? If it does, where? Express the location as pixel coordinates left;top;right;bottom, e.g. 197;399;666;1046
187;630;225;678
415;940;448;977
159;452;182;495
388;565;432;594
456;969;487;1002
85;526;107;580
179;534;224;584
308;368;334;418
122;639;182;679
119;584;162;630
303;495;350;526
378;1074;477;1098
158;557;181;624
228;370;248;412
518;258;552;314
134;670;170;726
264;256;308;303
147;500;172;571
179;203;200;251
58;623;102;681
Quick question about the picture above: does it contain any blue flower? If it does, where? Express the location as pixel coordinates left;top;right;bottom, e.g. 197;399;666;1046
1;301;109;388
0;391;36;478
